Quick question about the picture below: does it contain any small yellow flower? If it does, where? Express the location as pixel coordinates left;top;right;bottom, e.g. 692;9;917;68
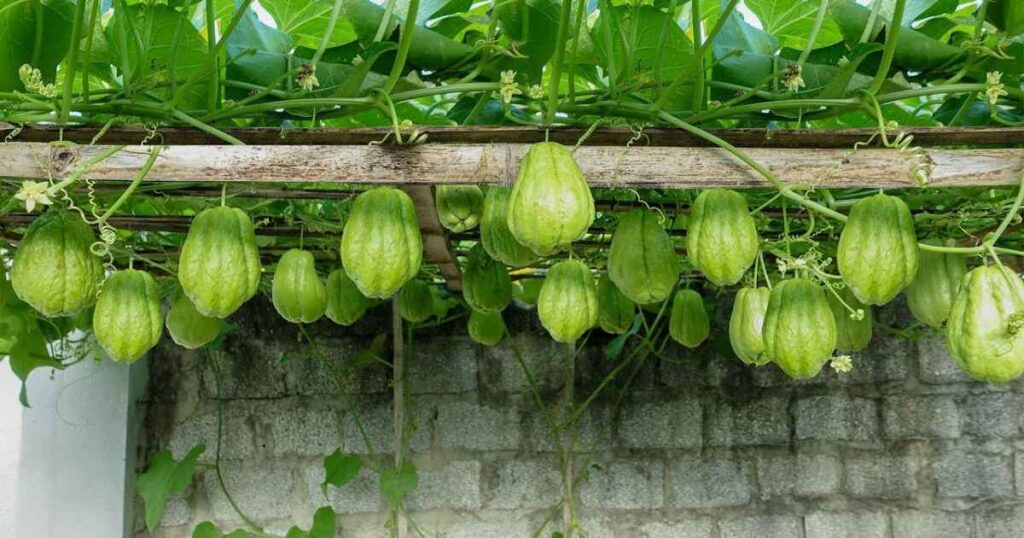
18;64;58;98
782;64;805;93
986;71;1008;106
830;355;853;374
528;84;544;99
296;64;320;92
15;180;53;213
500;70;522;104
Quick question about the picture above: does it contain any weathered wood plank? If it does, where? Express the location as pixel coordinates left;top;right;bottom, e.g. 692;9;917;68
401;185;462;291
6;124;1024;147
2;143;1021;188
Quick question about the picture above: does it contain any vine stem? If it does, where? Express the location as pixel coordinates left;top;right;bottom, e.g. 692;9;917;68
46;145;127;196
312;0;345;65
391;296;409;538
561;341;575;537
205;0;219;114
798;0;831;66
544;0;573;124
383;0;421;95
168;0;254;111
690;0;705;113
97;145;161;223
59;0;89;125
867;0;906;95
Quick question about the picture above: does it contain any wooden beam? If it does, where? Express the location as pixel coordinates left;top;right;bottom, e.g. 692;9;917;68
6;124;1024;147
3;142;1022;188
400;186;462;291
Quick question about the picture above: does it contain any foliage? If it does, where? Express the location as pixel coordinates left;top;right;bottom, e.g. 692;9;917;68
136;445;206;533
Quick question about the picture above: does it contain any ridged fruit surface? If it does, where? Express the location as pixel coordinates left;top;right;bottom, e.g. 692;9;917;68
597;273;635;335
468;310;506;346
538;260;598;343
435;185;484;232
608;209;680;304
341;188;422;299
93;270;162;363
178;206;261;318
325;269;372;326
513;278;543;309
906;242;966;327
827;286;873;352
462;245;512;314
837;193;919;305
480;187;538;268
729;287;771;366
12;209;103;317
166;291;221;349
946;265;1024;383
763;278;837;379
686;190;760;286
507;142;594;256
399;279;434;323
272;249;327;324
669;289;709;348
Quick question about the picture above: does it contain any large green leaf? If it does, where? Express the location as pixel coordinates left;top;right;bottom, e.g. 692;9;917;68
284;506;336;538
495;0;562;81
192;522;250;538
746;0;843;50
344;0;475;71
262;0;358;49
830;0;960;71
880;0;960;25
592;5;695;109
0;0;74;91
136;445;206;532
321;449;362;494
105;4;209;109
379;461;418;507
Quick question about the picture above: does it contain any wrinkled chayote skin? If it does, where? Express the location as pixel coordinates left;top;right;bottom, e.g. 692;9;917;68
838;193;919;305
325;268;372;326
435;185;484;233
468;310;506;346
906;241;966;328
763;278;837;379
462;245;512;314
480;187;539;268
178;206;261;319
538;260;598;343
508;142;595;256
93;270;163;363
608;209;680;305
946;265;1024;383
687;189;760;287
398;279;434;323
272;249;327;324
12;209;103;317
669;289;710;348
729;287;771;366
827;286;873;353
597;273;636;335
166;291;222;350
341;188;423;299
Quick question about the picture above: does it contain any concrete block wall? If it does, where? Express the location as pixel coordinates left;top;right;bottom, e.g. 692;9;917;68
140;298;1024;537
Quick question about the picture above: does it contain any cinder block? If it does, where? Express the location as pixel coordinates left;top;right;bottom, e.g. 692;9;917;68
796;394;879;443
407;337;479;394
530;404;613;453
892;510;972;538
485;459;562;510
204;338;290;399
917;335;972;384
435;399;521;452
832;334;910;385
202;463;295;524
639;520;714;538
267;402;342;457
669;457;752;509
405;460;482;511
845;450;919;499
302;463;381;514
936;451;1013;498
580;460;663;510
719;515;802;538
962;393;1023;438
882;395;961;440
168;403;255;462
618;399;702;450
756;451;842;499
708;396;790;447
977;507;1024;538
341;398;431;454
479;333;565;394
804;511;888;538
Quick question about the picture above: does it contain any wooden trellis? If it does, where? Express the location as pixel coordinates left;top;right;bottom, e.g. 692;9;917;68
2;125;1024;290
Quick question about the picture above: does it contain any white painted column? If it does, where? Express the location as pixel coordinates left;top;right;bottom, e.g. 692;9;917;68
14;357;147;538
0;370;23;538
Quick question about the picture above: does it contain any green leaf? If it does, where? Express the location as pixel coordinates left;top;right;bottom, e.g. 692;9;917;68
105;4;209;109
495;0;562;81
746;0;843;50
880;0;960;25
321;450;362;495
192;521;251;538
817;42;884;98
9;327;63;406
830;0;960;71
262;0;358;49
333;42;397;97
379;461;418;507
137;445;206;532
605;315;641;360
284;506;336;538
0;0;74;91
344;0;474;71
0;304;31;355
712;11;779;56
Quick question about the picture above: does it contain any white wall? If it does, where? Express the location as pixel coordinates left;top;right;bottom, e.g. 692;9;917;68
0;370;22;538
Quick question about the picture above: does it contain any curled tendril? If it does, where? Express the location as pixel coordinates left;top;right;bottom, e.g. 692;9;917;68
609;125;646;187
4;124;23;143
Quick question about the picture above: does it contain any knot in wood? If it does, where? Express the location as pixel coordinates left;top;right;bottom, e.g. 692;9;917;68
49;146;80;178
